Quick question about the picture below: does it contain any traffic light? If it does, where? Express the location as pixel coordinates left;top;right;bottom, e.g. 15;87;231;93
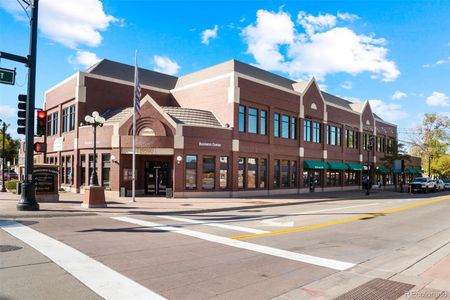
17;94;27;135
34;142;46;153
36;110;46;136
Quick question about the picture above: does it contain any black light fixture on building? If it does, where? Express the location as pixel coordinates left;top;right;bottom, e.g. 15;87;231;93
83;111;105;186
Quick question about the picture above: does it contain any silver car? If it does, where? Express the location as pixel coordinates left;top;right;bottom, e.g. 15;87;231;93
443;179;450;190
435;180;445;192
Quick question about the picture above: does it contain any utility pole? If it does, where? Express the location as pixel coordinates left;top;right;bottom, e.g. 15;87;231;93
17;0;40;211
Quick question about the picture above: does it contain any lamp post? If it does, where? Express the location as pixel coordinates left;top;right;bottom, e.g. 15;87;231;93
0;120;6;193
84;112;105;186
366;136;374;196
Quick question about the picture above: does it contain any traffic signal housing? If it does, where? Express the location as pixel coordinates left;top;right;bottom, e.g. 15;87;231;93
34;142;46;153
17;94;27;135
36;109;46;136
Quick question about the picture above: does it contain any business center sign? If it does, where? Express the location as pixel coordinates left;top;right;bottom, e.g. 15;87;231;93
0;67;15;85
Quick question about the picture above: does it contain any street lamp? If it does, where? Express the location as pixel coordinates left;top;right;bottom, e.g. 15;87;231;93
366;136;374;196
84;111;105;186
0;119;7;193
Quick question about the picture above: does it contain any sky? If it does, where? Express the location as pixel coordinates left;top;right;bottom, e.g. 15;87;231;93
0;0;449;143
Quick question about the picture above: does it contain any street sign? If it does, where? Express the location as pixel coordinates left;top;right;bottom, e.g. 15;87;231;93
0;67;16;85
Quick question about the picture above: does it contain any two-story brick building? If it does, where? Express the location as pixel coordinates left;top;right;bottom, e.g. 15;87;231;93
35;59;422;197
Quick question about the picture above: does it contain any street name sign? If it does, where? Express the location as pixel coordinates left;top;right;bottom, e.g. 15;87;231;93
0;67;15;85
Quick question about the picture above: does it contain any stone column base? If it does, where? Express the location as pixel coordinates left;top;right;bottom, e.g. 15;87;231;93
82;186;107;208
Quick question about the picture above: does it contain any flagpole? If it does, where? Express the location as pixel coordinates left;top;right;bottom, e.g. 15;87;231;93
132;50;137;202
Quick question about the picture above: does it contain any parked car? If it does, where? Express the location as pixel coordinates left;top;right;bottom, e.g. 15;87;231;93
409;177;435;193
443;179;450;190
434;179;445;192
0;169;19;180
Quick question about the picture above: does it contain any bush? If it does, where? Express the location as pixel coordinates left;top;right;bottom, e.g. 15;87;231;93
5;180;19;190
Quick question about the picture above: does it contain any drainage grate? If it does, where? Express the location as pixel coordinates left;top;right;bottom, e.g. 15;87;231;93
0;245;23;252
334;278;414;300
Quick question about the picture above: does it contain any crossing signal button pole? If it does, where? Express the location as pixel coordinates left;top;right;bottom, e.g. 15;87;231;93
36;110;46;136
17;94;27;135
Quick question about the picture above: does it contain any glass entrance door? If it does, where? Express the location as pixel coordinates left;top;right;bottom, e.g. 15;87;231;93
144;161;169;196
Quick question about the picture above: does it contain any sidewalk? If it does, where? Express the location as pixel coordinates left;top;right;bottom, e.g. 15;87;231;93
0;187;443;219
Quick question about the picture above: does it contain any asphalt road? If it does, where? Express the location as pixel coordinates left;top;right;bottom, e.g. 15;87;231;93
1;192;450;300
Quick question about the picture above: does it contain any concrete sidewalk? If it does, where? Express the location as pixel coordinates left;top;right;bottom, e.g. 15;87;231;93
1;188;446;219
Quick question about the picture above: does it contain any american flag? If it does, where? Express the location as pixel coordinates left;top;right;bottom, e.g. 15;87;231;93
134;61;141;116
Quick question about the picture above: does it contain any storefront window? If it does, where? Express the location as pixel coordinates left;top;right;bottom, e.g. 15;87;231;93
345;171;358;185
326;171;341;186
290;161;297;187
302;171;309;187
202;156;215;190
274;159;280;188
219;156;228;189
247;158;257;189
260;110;267;135
313;171;322;186
61;156;65;184
185;155;197;189
80;154;86;186
248;108;258;134
102;154;110;188
66;156;72;185
238;157;245;189
281;160;289;187
260;159;267;188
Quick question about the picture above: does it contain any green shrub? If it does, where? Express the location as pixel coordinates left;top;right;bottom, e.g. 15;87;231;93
5;180;19;190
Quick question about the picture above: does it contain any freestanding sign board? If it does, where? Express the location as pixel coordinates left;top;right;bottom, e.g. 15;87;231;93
33;164;59;202
0;67;15;85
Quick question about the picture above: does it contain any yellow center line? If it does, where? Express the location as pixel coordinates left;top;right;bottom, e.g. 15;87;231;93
230;195;450;240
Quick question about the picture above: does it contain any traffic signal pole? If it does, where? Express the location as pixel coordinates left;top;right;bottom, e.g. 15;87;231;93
17;0;39;211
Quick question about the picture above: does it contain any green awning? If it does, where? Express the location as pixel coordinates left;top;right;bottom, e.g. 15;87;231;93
327;161;348;170
377;166;390;173
417;169;425;174
346;163;364;171
304;160;327;170
404;168;414;174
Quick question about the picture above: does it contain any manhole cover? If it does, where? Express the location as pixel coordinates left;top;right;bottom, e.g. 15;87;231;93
0;245;23;252
334;278;414;300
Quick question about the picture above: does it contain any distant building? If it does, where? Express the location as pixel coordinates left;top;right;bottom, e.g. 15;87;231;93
27;59;422;197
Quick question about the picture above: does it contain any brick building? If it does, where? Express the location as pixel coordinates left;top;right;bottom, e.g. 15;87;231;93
34;59;422;197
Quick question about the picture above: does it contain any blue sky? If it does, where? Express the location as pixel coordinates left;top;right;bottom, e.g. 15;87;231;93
0;0;449;142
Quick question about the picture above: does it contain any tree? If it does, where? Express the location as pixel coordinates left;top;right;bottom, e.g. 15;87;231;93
0;124;21;166
433;155;450;178
409;113;450;176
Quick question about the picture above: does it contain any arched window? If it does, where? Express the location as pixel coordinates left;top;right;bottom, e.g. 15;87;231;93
139;127;155;136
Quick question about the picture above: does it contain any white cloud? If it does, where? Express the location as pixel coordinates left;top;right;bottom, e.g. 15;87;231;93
369;99;408;122
337;12;360;22
68;50;101;69
241;9;399;82
0;105;16;117
341;81;352;90
391;91;407;100
0;0;118;48
426;92;449;107
422;56;450;68
201;25;219;45
153;55;180;75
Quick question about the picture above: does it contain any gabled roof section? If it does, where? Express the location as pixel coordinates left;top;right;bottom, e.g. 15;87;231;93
85;59;178;90
292;80;310;93
161;107;223;128
322;92;354;110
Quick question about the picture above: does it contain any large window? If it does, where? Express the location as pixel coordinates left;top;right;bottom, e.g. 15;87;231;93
274;113;280;137
47;112;59;136
303;120;311;142
102;154;110;188
281;160;289;188
260;110;267;135
346;129;356;148
290;161;298;187
80;154;86;186
248;108;258;134
69;105;75;131
239;105;246;132
327;125;337;145
247;158;258;189
273;159;280;188
281;115;289;138
63;107;69;133
62;105;75;133
290;117;297;139
312;122;321;143
238;157;245;188
219;156;228;189
259;159;267;188
185;155;197;189
326;171;341;186
345;171;358;185
202;156;215;190
337;127;342;146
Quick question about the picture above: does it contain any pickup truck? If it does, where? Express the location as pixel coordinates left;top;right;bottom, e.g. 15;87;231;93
409;177;435;193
